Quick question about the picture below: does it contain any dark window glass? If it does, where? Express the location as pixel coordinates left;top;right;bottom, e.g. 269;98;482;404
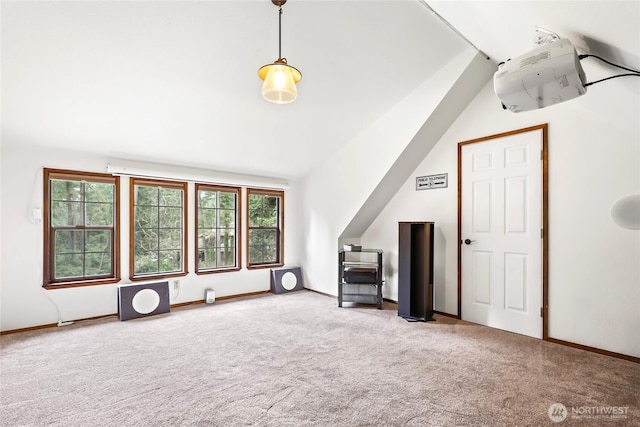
247;189;283;268
196;185;240;272
131;179;187;278
44;169;119;287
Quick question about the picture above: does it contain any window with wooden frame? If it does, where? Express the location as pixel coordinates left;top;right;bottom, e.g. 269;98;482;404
246;188;284;269
195;184;241;273
43;169;120;288
130;178;187;280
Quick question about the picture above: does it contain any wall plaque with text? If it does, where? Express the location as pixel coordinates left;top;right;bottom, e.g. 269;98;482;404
416;173;448;190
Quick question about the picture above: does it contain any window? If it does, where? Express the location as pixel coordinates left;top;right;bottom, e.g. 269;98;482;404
130;178;187;279
195;184;241;273
246;188;284;268
43;169;120;288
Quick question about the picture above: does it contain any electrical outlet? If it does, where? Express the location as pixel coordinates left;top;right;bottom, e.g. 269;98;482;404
173;280;180;290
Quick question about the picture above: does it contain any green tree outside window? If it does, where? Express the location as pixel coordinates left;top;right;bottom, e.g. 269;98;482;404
132;180;186;277
197;185;240;272
44;169;119;287
247;189;283;267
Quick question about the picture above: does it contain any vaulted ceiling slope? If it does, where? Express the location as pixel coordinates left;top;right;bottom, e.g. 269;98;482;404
1;0;469;180
429;0;640;136
3;1;638;181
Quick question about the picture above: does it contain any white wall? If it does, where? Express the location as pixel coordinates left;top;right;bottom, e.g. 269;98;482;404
298;48;491;297
0;145;301;331
361;76;640;357
361;139;458;307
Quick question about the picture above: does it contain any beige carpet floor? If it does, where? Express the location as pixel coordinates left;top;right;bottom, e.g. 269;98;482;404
1;290;638;426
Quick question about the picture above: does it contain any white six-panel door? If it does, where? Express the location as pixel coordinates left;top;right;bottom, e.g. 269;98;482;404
460;127;544;338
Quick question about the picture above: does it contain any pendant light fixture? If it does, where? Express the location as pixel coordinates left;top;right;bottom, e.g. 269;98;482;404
258;0;302;104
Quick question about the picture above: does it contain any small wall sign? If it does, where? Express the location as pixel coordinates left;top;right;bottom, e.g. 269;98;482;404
416;173;448;190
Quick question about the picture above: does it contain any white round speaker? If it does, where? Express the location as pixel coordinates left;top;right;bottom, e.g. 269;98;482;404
281;271;298;291
132;288;161;314
611;194;640;230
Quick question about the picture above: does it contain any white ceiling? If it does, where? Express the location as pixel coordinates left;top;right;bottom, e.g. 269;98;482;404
2;1;639;180
430;1;640;69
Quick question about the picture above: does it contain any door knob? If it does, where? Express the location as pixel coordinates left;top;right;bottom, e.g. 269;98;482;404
464;239;476;245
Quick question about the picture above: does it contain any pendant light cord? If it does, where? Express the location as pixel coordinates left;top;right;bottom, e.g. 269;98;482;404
278;7;283;59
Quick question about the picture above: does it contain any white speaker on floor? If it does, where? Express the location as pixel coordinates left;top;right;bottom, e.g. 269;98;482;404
270;267;304;294
117;282;170;321
205;288;216;304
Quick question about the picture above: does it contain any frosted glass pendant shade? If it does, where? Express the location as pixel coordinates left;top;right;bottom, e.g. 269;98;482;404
258;59;302;104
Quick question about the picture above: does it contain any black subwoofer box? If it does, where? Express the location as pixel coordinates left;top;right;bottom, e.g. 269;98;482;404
270;267;304;294
117;281;170;321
